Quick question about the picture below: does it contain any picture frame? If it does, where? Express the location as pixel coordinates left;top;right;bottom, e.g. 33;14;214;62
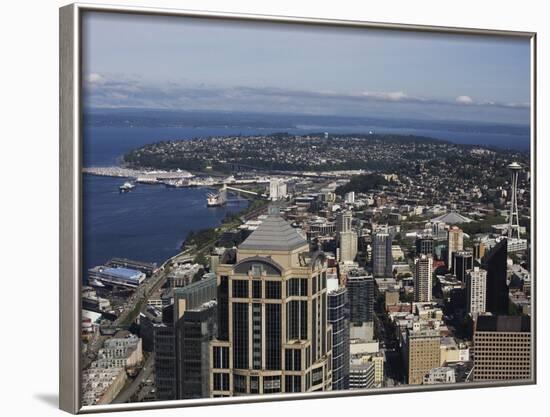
60;3;537;413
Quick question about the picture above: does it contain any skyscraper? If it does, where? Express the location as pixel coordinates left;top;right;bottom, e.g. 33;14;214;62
473;315;531;381
336;210;353;233
210;209;332;396
154;275;218;400
466;267;487;315
483;238;509;315
452;250;474;282
337;211;357;263
340;231;358;263
327;278;350;391
346;269;375;324
153;307;177;400
372;232;393;278
415;234;434;257
177;301;217;399
414;254;433;303
447;226;464;269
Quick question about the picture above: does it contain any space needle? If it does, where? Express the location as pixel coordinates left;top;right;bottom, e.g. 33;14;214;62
507;162;522;239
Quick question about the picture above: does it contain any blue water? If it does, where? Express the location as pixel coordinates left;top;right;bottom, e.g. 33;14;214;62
83;174;248;274
84;126;303;167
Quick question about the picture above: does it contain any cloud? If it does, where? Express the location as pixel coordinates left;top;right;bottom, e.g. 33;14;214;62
83;73;530;115
87;73;106;85
361;91;408;101
456;95;474;105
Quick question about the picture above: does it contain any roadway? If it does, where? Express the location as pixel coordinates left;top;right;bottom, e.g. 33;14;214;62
112;354;155;404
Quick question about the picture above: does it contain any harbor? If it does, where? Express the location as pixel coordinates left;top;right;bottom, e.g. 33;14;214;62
82;174;251;276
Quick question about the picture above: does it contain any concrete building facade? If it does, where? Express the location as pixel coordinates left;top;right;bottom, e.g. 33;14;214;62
466;267;487;315
414;255;433;303
404;326;441;385
473;315;531;381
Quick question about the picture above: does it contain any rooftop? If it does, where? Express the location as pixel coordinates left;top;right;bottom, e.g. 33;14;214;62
92;266;143;279
476;315;531;332
239;213;307;251
431;211;473;224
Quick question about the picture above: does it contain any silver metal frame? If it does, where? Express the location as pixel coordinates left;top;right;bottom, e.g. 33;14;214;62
59;2;537;414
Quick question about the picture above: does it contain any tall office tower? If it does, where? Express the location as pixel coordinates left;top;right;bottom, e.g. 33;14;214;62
466;267;487;315
210;208;333;396
338;211;357;263
473;239;487;262
178;301;217;399
339;230;358;263
154;276;218;400
403;326;441;385
336;210;353;233
415;234;434;256
473;315;531;381
483;238;509;315
346;269;375;324
414;254;433;303
452;250;474;282
447;226;464;269
507;162;522;239
372;233;393;278
327;278;350;391
154;305;177;400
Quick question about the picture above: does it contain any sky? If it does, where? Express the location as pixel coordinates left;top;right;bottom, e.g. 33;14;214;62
82;12;531;124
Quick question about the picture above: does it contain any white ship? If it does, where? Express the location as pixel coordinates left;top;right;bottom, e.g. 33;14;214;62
119;181;136;193
207;190;227;207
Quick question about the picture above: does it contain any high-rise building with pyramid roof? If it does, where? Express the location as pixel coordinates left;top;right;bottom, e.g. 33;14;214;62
209;208;333;396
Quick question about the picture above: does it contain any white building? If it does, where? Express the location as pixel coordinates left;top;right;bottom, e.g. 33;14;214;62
95;333;143;370
344;191;355;204
340;230;358;263
337;211;357;263
423;367;456;384
81;367;127;406
269;178;287;201
167;263;202;288
507;237;528;253
414;255;433;302
466;267;487;315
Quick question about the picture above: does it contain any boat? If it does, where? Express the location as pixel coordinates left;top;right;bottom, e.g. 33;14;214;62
119;181;136;193
207;190;227;207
